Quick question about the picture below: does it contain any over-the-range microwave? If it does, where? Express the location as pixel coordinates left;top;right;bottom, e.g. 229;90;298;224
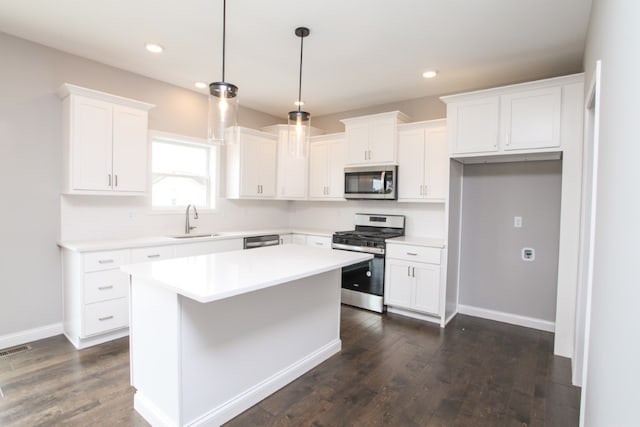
344;165;397;200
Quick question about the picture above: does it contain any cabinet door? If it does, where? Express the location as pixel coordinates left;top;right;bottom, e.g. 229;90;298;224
112;106;148;192
448;96;500;155
344;124;369;165
424;127;448;200
308;141;328;198
413;263;441;315
397;128;425;200
368;119;396;163
174;238;243;257
239;133;277;197
384;259;413;308
276;129;308;199
71;96;113;191
500;87;561;151
326;137;345;199
306;235;331;249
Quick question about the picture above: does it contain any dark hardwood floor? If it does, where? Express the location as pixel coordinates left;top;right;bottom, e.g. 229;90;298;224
0;307;580;426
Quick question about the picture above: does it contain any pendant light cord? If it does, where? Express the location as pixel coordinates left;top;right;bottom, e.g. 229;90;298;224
297;32;304;113
221;0;226;82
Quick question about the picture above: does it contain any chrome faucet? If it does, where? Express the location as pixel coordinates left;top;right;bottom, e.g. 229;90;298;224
185;204;198;234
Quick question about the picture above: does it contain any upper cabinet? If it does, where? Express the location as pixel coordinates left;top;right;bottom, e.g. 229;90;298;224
397;120;448;202
341;111;409;166
441;75;581;160
226;126;277;199
262;124;323;201
57;84;154;195
308;133;345;201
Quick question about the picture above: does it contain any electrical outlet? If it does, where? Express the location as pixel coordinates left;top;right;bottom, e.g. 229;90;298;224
514;216;523;228
522;247;535;261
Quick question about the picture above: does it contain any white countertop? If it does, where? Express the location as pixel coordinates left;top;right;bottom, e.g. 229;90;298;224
58;228;335;252
386;236;445;248
121;244;371;303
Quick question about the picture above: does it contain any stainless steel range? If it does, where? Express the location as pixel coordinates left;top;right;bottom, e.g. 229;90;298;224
332;213;405;313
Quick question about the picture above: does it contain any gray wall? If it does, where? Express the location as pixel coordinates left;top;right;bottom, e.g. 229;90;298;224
0;31;280;338
582;1;640;425
458;160;562;321
313;95;446;133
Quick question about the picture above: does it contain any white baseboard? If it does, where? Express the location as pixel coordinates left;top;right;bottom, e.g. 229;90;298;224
134;339;341;427
0;323;64;350
386;306;442;326
457;304;555;332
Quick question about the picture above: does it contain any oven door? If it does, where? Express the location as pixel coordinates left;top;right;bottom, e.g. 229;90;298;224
340;254;384;296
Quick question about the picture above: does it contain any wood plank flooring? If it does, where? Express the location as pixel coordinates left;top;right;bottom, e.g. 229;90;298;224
0;307;580;426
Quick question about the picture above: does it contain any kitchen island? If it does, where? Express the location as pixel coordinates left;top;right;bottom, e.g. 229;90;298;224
121;244;371;427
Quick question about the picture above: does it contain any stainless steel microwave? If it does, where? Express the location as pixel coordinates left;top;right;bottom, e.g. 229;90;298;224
344;166;397;200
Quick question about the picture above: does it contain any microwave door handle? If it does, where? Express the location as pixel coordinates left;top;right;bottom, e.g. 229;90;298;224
380;171;386;193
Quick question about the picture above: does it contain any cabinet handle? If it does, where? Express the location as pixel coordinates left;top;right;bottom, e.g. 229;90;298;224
407;266;411;276
98;285;114;290
98;259;114;264
406;252;418;256
505;132;511;147
412;267;415;278
147;254;161;258
98;315;114;321
115;174;118;187
315;242;323;246
108;174;112;186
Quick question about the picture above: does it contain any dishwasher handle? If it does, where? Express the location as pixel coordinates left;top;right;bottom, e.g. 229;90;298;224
243;234;281;249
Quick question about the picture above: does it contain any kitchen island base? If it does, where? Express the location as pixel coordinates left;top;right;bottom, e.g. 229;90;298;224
130;269;342;427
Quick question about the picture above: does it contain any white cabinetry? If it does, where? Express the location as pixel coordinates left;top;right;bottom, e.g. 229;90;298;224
62;248;131;349
341;111;408;165
442;77;572;160
384;243;442;316
173;238;243;257
57;84;154;195
262;124;323;200
397;120;448;202
279;234;293;244
226;127;277;199
309;134;345;200
291;234;307;245
305;235;332;249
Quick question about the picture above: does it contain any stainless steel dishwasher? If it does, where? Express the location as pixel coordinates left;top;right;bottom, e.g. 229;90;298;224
243;234;280;249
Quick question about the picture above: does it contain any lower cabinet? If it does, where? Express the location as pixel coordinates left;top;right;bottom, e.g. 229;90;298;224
290;233;332;248
62;248;132;349
62;238;243;349
384;243;442;316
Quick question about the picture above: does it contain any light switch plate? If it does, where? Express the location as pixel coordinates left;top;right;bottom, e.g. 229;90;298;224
514;216;523;228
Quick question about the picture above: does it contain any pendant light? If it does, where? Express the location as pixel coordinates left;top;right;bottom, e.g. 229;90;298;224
207;0;238;144
288;27;311;158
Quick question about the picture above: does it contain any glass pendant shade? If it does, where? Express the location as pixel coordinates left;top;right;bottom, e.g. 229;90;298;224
287;110;311;157
207;81;238;144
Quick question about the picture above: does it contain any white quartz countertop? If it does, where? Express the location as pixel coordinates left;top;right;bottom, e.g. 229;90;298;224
58;228;335;252
121;244;371;303
386;236;446;248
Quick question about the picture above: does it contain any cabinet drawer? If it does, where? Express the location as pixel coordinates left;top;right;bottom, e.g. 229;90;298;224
83;298;128;336
130;245;174;263
386;244;441;264
306;235;331;249
84;270;129;304
83;249;130;273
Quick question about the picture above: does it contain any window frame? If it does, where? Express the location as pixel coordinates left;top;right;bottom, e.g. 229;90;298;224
148;130;218;212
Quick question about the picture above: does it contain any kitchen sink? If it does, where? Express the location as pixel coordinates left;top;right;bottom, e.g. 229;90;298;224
169;233;218;239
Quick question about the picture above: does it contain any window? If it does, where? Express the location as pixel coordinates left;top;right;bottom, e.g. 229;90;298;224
150;132;216;209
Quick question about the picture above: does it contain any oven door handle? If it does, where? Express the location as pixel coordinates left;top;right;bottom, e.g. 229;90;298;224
332;243;384;255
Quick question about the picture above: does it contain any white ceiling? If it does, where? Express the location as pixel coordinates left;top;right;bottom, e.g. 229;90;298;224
0;0;592;117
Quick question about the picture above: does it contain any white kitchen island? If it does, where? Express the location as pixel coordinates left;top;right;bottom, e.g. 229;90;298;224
121;244;371;427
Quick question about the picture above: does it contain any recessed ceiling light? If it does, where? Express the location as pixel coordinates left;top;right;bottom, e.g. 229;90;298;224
145;42;164;54
194;82;208;89
422;70;438;79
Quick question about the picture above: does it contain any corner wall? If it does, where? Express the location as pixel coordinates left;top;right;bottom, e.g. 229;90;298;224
581;1;640;425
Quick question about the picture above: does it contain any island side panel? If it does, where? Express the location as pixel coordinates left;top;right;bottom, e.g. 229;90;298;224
179;270;342;426
129;277;182;426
